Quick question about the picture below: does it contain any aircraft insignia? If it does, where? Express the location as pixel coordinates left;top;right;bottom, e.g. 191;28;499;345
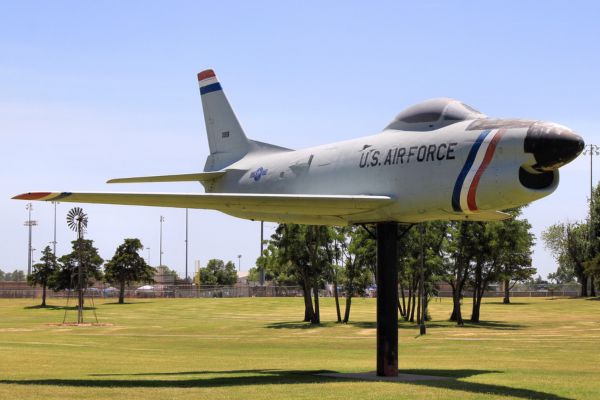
250;167;268;182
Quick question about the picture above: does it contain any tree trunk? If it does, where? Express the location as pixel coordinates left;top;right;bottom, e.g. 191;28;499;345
503;279;511;304
119;280;126;304
405;285;413;321
409;290;416;322
450;290;464;326
580;275;588;297
471;262;482;322
333;277;342;323
471;294;481;322
590;276;596;297
301;280;314;322
399;281;406;317
41;283;47;307
343;294;352;323
416;284;421;324
311;284;320;324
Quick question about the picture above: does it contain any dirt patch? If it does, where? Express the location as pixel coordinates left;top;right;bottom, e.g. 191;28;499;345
46;323;114;327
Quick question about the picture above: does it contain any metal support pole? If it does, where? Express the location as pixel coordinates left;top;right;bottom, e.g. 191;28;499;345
185;209;189;281
24;203;37;276
28;206;32;275
159;216;164;267
259;221;265;286
52;201;58;255
376;222;398;377
77;225;83;324
419;223;427;335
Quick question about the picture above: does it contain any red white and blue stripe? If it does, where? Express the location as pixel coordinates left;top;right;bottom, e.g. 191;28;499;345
452;129;506;213
197;69;222;95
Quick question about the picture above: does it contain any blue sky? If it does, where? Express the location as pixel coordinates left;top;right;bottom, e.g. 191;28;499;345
1;1;599;278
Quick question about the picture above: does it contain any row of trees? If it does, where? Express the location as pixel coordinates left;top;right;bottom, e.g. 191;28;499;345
28;238;155;306
0;269;26;281
253;208;537;326
195;259;238;285
543;184;600;296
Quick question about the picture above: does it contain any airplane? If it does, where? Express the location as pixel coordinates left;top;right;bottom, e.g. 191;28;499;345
13;69;585;225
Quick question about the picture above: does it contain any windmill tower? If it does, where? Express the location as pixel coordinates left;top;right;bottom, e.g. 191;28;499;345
66;207;88;324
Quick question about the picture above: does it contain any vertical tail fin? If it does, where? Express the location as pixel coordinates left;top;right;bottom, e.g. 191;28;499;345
198;69;250;171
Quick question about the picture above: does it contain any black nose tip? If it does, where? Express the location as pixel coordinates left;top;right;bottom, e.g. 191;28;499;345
524;122;584;171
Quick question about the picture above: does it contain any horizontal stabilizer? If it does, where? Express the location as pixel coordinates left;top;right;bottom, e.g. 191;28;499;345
107;171;226;184
12;192;393;221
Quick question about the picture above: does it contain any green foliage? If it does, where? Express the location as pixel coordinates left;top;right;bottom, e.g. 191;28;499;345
543;222;587;284
0;269;26;282
338;226;374;297
51;239;104;291
199;259;238;285
105;239;154;284
105;239;155;303
27;246;59;287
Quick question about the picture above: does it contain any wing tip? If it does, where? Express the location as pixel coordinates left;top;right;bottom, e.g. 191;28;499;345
12;192;53;200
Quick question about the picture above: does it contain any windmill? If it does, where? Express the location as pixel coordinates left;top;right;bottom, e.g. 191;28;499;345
64;207;95;324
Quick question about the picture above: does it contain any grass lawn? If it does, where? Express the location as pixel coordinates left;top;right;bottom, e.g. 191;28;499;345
0;296;598;399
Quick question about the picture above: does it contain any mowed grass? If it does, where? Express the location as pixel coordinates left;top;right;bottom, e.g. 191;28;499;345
0;296;599;400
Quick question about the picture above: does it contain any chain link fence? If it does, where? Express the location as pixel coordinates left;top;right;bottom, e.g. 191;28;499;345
0;281;585;299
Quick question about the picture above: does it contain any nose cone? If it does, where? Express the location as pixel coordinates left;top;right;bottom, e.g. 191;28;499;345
524;122;584;171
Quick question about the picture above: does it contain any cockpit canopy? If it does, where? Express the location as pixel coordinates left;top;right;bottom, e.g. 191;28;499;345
385;98;487;132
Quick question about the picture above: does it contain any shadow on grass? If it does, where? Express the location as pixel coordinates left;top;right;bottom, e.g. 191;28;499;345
585;297;600;301
23;305;97;311
485;301;529;305
0;368;573;399
267;320;523;331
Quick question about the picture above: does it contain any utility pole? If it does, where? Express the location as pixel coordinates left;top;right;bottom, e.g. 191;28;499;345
583;144;600;296
51;201;59;255
24;203;38;276
259;221;265;285
185;209;189;281
159;216;165;267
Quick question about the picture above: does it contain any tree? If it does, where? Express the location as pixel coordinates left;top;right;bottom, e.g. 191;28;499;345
543;222;589;296
27;246;59;307
1;269;26;281
337;226;375;323
495;211;536;304
269;224;333;324
104;238;155;304
441;221;475;326
51;239;104;292
199;259;238;285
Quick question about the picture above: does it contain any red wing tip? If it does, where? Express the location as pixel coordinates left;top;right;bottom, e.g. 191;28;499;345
13;192;52;200
197;69;216;81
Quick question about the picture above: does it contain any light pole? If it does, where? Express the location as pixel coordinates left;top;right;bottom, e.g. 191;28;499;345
146;247;151;265
51;201;59;255
259;221;265;285
583;144;600;296
237;254;242;272
185;208;189;281
159;216;165;266
24;203;38;276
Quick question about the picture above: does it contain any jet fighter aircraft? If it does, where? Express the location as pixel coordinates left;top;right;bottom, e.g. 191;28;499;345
14;69;585;225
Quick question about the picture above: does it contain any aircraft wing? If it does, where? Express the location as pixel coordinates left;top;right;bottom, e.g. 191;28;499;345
12;191;394;217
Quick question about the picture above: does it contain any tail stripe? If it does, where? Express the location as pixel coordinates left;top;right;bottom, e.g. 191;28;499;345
200;82;222;95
